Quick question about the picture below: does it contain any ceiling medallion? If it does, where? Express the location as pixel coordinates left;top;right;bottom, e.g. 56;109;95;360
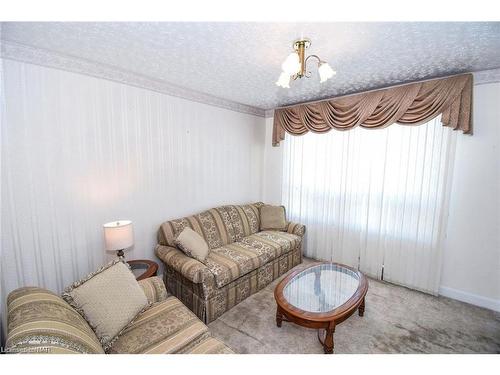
276;38;336;89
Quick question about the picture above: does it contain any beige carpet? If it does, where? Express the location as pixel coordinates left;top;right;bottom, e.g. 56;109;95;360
208;258;500;354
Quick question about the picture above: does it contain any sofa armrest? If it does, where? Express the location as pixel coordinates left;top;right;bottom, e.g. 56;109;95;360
155;245;213;284
138;276;168;304
286;221;306;237
6;287;105;354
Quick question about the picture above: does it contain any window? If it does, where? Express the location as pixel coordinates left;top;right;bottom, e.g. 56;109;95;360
282;117;456;294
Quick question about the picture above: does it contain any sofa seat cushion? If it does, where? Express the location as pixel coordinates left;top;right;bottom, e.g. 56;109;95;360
247;230;301;253
185;336;234;354
205;230;301;288
109;296;210;354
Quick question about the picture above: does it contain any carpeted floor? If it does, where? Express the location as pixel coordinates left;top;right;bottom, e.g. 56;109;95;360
208;258;500;354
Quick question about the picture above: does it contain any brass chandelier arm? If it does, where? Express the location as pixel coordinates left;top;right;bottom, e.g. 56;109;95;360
298;55;323;78
305;54;322;65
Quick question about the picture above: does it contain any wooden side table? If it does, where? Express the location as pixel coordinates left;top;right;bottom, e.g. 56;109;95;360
127;259;159;281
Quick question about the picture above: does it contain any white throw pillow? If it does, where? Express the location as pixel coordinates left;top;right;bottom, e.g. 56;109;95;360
175;227;210;263
62;259;149;351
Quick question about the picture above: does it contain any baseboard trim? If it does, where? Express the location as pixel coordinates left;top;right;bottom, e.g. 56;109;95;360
439;286;500;312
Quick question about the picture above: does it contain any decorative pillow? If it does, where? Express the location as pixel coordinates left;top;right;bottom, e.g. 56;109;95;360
62;259;149;352
260;205;287;231
175;227;210;263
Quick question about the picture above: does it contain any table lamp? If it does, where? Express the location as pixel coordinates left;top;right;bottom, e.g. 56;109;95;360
103;220;134;259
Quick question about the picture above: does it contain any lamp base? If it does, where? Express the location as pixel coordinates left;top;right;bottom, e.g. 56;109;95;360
116;249;125;259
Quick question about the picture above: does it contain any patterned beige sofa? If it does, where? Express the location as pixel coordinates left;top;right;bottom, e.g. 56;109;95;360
155;202;306;324
5;276;232;354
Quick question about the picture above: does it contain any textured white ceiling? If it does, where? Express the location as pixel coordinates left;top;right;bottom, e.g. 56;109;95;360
2;22;500;109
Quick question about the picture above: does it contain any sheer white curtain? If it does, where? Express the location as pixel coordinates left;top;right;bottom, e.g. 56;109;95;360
282;117;457;294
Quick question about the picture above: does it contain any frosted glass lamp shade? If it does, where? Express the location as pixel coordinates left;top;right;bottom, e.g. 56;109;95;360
276;72;291;88
318;62;336;83
281;52;301;75
103;220;134;252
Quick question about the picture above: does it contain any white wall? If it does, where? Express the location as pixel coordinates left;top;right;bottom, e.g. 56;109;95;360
0;59;266;327
262;83;500;311
439;82;500;311
262;115;283;205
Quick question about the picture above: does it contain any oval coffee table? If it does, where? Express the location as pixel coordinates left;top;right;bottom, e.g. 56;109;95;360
274;262;368;354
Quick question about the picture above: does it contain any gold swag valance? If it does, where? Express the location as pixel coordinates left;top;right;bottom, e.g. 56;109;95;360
272;73;473;146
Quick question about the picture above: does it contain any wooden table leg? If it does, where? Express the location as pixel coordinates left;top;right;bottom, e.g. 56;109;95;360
324;326;335;354
358;297;365;317
276;306;283;328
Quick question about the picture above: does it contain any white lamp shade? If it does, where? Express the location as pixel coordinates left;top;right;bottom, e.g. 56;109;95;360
103;220;134;251
318;62;336;83
281;52;301;75
276;72;291;88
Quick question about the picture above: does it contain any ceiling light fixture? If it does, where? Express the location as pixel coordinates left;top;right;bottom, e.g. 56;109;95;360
276;38;336;88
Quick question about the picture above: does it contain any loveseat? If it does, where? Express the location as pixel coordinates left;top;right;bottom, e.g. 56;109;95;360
155;202;306;323
5;276;232;354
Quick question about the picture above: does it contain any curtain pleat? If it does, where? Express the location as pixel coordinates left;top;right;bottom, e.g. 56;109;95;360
273;74;472;146
282;117;456;294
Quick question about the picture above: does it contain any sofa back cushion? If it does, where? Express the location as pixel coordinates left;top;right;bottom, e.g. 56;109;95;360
158;206;233;249
6;287;105;354
138;276;169;304
221;202;263;241
158;202;264;249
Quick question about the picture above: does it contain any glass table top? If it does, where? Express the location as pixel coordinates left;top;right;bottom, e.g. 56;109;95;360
283;263;360;313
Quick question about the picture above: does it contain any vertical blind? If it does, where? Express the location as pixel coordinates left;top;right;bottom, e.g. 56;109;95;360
282;117;457;294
